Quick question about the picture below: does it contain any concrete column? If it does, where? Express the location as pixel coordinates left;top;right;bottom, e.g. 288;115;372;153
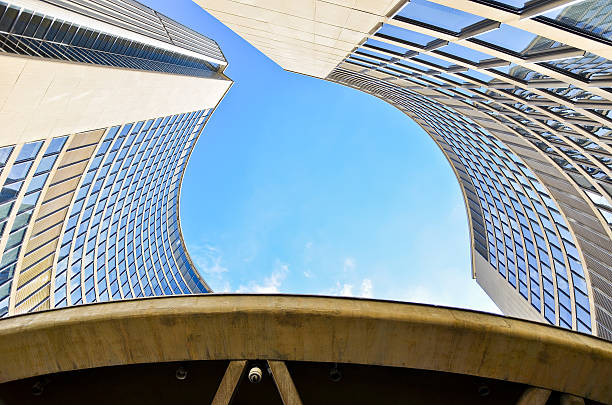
211;360;246;405
516;387;552;405
560;394;585;405
268;360;303;405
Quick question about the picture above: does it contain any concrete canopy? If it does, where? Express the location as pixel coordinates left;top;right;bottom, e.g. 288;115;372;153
0;295;610;403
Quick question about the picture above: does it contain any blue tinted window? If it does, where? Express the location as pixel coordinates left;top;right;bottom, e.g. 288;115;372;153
15;141;43;162
45;137;67;155
396;0;483;32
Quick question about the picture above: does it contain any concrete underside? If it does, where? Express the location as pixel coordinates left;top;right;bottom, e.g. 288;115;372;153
2;360;598;405
0;295;610;403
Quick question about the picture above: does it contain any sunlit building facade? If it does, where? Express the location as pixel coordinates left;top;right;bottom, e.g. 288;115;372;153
199;0;612;339
0;0;232;316
0;2;609;403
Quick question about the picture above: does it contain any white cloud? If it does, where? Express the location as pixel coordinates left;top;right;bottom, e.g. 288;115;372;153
190;244;228;275
303;270;313;278
360;278;373;298
188;243;230;292
343;257;355;272
339;283;353;296
217;281;232;293
237;261;289;293
391;267;501;314
324;278;371;298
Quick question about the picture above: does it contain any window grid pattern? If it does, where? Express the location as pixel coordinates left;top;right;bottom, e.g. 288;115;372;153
0;137;67;316
307;0;612;337
338;0;612;229
41;0;226;62
52;110;210;308
0;2;220;78
329;68;593;332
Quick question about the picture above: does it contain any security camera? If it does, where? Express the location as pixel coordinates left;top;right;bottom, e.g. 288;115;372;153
329;364;342;382
31;377;50;396
31;381;44;396
175;366;188;380
248;366;263;383
478;384;490;397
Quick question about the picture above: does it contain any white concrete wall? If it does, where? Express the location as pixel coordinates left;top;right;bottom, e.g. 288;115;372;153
0;54;232;144
474;252;547;323
197;0;400;78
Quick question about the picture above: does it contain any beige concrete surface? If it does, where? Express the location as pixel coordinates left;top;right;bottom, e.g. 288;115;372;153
197;0;401;78
0;54;231;144
211;360;246;405
0;295;610;402
516;387;552;405
474;253;547;324
269;360;303;405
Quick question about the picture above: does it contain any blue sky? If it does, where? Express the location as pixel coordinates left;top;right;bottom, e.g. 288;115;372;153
141;0;500;313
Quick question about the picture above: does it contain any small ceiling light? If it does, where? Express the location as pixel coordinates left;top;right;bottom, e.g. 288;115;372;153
176;366;188;380
248;366;263;383
478;384;491;397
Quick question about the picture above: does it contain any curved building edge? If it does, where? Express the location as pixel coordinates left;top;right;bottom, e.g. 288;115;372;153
197;0;612;340
174;80;235;294
0;0;233;316
0;295;610;403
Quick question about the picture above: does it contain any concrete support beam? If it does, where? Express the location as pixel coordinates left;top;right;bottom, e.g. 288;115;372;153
211;360;247;405
516;387;551;405
268;361;303;405
560;394;586;405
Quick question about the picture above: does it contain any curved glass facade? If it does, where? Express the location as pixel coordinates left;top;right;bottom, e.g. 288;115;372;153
0;0;228;317
0;110;212;317
325;0;611;337
0;138;67;316
200;0;612;339
52;111;210;308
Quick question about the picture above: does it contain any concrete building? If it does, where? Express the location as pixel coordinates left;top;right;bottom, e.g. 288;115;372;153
0;294;610;404
197;0;612;340
0;2;609;404
0;0;232;317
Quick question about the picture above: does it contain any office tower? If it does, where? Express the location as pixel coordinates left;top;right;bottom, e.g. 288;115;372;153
198;0;612;339
0;2;609;404
0;0;232;317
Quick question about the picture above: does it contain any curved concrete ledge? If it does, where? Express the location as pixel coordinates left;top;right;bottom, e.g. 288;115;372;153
0;294;610;402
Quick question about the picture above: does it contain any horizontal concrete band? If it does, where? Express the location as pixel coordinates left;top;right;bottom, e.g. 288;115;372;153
0;295;610;402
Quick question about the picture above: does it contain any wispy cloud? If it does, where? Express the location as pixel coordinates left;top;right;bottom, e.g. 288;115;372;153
392;267;501;314
303;270;313;278
237;261;289;293
324;277;373;298
339;283;353;296
189;243;230;291
343;257;355;272
190;244;227;274
360;278;373;298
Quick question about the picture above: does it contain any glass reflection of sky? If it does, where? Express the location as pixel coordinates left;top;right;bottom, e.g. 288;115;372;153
437;43;492;63
364;38;408;55
489;0;531;8
396;0;483;33
378;24;436;47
